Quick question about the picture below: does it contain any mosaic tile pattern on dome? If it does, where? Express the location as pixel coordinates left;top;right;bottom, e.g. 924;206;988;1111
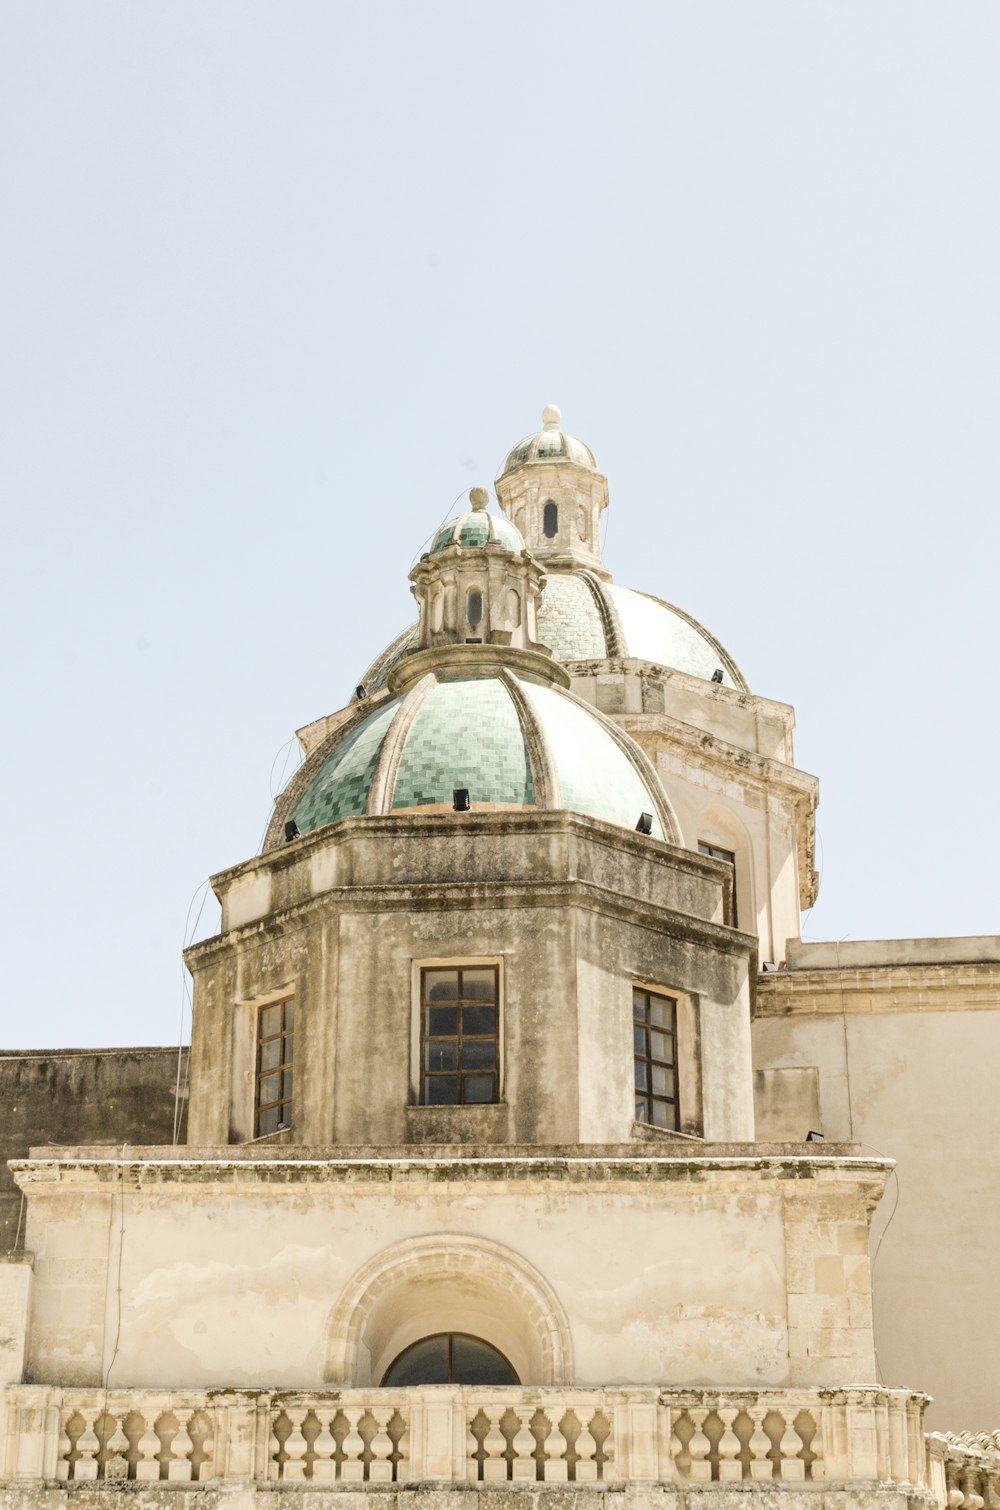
609;585;735;687
519;679;664;839
536;573;608;660
392;679;535;810
290;697;402;835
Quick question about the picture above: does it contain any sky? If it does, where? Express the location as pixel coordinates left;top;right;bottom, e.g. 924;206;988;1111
1;2;997;1050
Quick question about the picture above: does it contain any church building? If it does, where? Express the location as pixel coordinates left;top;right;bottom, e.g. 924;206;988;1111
1;408;997;1508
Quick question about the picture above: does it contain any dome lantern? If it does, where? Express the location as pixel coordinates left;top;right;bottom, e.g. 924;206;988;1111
496;406;610;579
410;488;549;654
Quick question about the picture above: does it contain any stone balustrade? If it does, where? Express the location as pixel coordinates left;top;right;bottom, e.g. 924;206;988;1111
2;1384;929;1491
926;1432;1000;1509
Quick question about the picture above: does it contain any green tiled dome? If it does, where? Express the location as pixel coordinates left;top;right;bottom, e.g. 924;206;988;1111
431;502;524;556
359;571;747;694
500;404;598;477
280;671;666;845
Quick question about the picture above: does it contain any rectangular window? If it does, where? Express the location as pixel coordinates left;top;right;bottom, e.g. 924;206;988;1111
634;986;678;1130
255;997;294;1135
421;965;499;1106
698;841;738;928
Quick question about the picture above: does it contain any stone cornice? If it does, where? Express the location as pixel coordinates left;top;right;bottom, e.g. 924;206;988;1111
185;873;757;969
756;961;1000;1017
618;706;818;805
11;1144;892;1197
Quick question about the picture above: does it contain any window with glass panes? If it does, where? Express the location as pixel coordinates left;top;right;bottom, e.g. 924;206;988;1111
255;998;294;1135
633;987;678;1130
421;966;499;1105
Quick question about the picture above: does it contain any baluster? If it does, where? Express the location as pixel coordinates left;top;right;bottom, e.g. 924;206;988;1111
105;1417;130;1481
778;1410;805;1482
197;1412;215;1483
809;1411;825;1481
575;1408;598;1483
718;1408;742;1482
267;1408;282;1482
395;1411;410;1483
311;1411;337;1482
281;1409;308;1481
55;1415;72;1482
482;1406;508;1483
341;1407;366;1483
73;1409;100;1482
748;1408;773;1481
511;1407;536;1482
465;1412;480;1483
542;1407;568;1482
945;1463;964;1508
166;1410;194;1482
962;1468;985;1510
135;1414;162;1483
600;1410;615;1482
369;1406;394;1484
687;1409;712;1482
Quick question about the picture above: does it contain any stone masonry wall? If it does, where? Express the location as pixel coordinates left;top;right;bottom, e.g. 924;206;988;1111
0;1050;186;1251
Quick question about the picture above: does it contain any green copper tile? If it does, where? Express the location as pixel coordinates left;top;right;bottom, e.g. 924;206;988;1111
519;679;664;839
608;585;736;687
290;697;402;835
392;678;535;809
536;573;608;660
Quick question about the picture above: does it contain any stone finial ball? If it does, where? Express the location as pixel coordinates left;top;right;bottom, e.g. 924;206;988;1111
469;486;490;511
541;404;562;429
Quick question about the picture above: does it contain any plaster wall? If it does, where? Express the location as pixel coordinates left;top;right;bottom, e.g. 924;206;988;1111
14;1153;882;1394
753;963;1000;1432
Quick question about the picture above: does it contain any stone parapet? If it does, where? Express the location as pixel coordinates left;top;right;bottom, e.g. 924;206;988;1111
1;1385;930;1493
755;960;1000;1018
926;1431;1000;1508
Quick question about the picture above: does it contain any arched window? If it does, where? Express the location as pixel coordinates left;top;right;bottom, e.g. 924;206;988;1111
381;1332;519;1386
466;588;483;628
542;500;558;538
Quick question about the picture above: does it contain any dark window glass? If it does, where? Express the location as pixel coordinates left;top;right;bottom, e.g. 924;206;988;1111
543;500;558;538
256;997;294;1136
633;987;678;1131
382;1332;518;1386
420;965;499;1105
466;589;483;628
698;841;739;929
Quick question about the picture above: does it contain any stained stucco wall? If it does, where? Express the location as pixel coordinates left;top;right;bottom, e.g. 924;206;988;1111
0;1050;186;1252
753;946;1000;1433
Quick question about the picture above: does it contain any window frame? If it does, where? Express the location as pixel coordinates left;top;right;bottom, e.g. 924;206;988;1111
412;957;504;1108
254;994;295;1137
632;984;679;1132
698;840;739;929
381;1331;519;1386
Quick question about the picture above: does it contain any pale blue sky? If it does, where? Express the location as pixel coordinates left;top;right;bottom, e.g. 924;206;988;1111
1;2;997;1048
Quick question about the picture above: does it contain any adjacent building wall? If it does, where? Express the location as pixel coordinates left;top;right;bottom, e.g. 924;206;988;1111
0;1049;186;1252
752;938;1000;1433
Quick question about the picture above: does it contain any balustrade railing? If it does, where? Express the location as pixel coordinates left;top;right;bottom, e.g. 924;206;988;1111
927;1431;1000;1509
1;1384;928;1490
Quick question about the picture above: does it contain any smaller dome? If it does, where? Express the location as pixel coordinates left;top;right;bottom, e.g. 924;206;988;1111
431;487;524;556
500;405;598;477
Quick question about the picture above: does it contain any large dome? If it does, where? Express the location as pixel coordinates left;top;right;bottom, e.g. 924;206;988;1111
271;667;669;849
359;569;746;695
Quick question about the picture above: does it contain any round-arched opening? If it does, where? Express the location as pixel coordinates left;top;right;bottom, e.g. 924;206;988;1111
543;500;558;538
466;588;484;628
381;1332;519;1386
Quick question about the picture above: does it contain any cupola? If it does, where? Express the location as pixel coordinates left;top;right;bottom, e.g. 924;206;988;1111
496;406;610;578
410;487;548;653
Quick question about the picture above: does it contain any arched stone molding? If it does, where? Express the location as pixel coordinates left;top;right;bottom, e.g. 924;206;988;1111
695;801;755;935
324;1234;574;1387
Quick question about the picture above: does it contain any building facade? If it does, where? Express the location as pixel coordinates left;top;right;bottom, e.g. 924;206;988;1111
1;408;997;1509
